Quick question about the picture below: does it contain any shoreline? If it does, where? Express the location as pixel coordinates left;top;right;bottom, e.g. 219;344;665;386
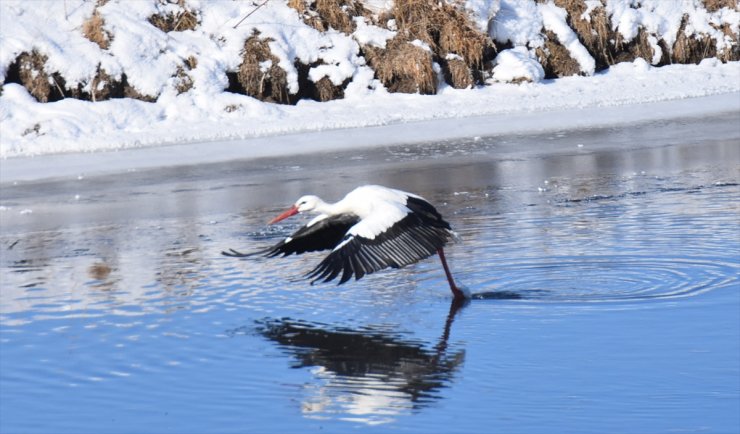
2;92;739;184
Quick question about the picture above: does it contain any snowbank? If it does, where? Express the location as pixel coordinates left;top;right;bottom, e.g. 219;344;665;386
0;0;738;159
1;57;738;159
2;89;739;184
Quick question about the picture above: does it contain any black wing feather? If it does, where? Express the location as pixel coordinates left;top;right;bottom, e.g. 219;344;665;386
406;196;450;229
222;214;360;258
307;205;454;285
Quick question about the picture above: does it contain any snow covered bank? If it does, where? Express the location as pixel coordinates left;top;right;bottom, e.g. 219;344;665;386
2;91;738;184
1;0;738;159
0;58;738;158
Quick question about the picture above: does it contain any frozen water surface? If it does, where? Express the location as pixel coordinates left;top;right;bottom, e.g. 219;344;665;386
1;114;739;433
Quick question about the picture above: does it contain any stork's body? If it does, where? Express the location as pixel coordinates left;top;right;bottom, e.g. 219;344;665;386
223;185;468;299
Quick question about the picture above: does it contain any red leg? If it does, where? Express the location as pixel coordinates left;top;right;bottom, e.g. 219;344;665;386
437;248;467;300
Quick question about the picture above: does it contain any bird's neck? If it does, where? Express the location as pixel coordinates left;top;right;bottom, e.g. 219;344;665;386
314;198;355;217
313;198;337;215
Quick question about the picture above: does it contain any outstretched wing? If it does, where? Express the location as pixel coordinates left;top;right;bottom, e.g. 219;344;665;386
306;207;454;285
222;213;360;258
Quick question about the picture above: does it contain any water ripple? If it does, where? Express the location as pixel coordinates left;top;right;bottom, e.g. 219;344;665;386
468;254;737;303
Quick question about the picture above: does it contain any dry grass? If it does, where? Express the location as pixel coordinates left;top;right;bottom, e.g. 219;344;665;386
149;0;199;33
289;0;370;33
290;0;486;94
174;67;194;95
173;56;197;95
6;51;134;102
293;61;348;103
7;51;67;102
713;23;740;61
237;32;291;104
671;11;739;63
66;67;145;102
553;0;614;70
184;55;198;70
363;0;493;93
82;10;112;49
552;0;660;67
312;75;345;101
15;51;54;102
703;0;737;12
553;0;736;68
557;0;661;66
672;14;717;64
393;0;491;68
535;30;581;78
84;67;124;101
614;27;662;63
312;76;337;101
11;0;735;105
121;73;156;102
442;57;473;89
287;0;304;11
364;37;436;94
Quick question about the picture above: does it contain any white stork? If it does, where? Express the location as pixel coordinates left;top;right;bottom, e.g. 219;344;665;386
223;185;469;299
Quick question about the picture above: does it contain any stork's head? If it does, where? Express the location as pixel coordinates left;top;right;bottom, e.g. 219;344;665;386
294;195;321;213
268;195;322;224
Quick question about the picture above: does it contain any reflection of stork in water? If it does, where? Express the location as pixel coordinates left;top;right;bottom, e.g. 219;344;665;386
248;298;469;422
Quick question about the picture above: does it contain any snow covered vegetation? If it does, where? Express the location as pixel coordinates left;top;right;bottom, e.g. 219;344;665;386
0;0;738;157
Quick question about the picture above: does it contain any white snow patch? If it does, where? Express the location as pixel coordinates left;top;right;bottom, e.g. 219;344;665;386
363;0;394;16
352;17;396;49
490;0;544;48
490;47;545;82
463;0;502;33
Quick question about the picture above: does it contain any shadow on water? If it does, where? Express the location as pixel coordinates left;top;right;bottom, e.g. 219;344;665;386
228;298;469;423
471;290;524;300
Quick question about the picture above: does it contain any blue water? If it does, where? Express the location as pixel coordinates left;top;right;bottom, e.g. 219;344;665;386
1;119;739;433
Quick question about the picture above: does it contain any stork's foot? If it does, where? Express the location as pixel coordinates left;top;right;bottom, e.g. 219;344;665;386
450;283;472;300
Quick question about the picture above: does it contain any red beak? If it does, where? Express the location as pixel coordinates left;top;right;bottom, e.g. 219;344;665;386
268;205;299;225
